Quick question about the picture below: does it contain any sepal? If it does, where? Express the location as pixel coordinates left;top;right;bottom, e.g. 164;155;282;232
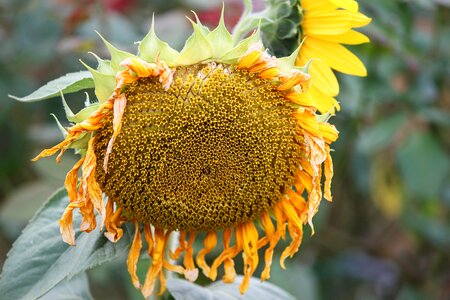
175;19;213;65
96;31;136;73
219;28;261;64
206;7;233;58
80;60;115;103
138;15;180;65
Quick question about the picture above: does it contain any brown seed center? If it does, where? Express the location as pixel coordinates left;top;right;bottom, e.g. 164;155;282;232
94;63;302;231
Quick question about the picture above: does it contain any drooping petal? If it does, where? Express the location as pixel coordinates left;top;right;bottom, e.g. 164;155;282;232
127;221;143;289
261;205;285;281
183;232;199;282
104;199;124;242
323;144;334;201
222;228;237;283
170;231;187;260
103;94;127;172
82;138;104;226
236;221;259;294
64;157;84;203
141;228;166;297
196;231;217;276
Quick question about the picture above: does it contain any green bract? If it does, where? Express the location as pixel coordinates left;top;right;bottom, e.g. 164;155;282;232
85;12;262;106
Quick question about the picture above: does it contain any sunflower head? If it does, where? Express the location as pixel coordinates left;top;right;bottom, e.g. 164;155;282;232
33;10;338;298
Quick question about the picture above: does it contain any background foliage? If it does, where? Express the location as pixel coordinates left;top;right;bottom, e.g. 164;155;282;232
0;0;449;299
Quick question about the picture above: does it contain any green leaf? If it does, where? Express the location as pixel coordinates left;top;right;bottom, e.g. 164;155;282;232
9;71;94;102
270;260;318;300
419;107;450;128
40;273;93;300
0;180;60;239
166;276;296;300
0;188;132;300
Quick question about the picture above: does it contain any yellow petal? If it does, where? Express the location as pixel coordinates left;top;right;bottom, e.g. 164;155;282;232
183;232;199;282
328;0;358;12
319;123;339;143
285;91;314;107
127;221;143;289
303;10;371;36
303;11;353;36
349;12;372;28
237;47;262;69
314;29;370;45
221;228;237;283
309;86;340;114
302;0;336;11
310;59;339;96
301;37;367;76
196;231;217;276
323;145;334;201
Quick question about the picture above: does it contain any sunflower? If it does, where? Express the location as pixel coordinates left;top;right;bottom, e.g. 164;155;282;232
33;13;338;298
296;0;371;113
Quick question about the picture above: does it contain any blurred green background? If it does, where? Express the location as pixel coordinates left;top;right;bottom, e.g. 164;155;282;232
0;0;449;299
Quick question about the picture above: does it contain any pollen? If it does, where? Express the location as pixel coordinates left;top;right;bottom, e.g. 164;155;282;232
93;63;303;232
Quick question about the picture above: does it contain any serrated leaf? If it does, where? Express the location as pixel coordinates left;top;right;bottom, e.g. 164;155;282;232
0;188;132;300
9;71;94;102
166;276;296;300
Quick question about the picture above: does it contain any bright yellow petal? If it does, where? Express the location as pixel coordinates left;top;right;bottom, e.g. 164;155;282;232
313;30;370;45
127;221;143;289
302;0;336;11
310;59;339;96
319;123;339;143
309;86;340;114
301;37;367;76
303;11;353;36
296;55;339;97
328;0;358;12
303;10;371;37
349;12;372;28
285;91;314;107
